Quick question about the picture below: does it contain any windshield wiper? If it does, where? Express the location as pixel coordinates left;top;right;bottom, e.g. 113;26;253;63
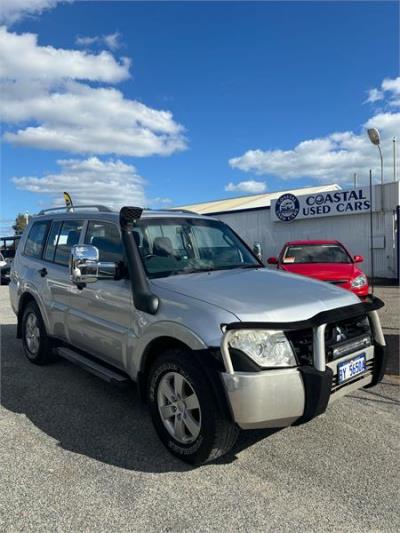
167;264;261;277
235;264;261;269
183;267;216;274
184;265;260;274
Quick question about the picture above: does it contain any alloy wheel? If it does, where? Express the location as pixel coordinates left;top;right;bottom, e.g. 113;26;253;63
25;312;40;355
157;371;202;444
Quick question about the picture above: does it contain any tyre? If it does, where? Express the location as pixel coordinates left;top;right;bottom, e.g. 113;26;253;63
148;349;239;465
21;301;54;365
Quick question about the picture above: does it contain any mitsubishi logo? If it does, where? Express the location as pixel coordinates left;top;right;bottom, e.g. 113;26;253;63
335;326;347;343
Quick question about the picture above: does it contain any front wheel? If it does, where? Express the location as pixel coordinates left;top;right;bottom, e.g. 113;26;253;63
148;349;239;465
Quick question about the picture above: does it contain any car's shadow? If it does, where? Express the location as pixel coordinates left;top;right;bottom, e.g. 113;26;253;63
1;324;280;472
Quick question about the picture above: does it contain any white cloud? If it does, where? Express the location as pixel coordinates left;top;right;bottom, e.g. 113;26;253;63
76;32;122;51
0;0;67;25
151;197;173;206
367;77;400;106
103;32;121;51
230;77;400;184
366;88;383;103
0;218;15;235
75;36;98;47
382;77;400;107
12;157;148;209
225;180;267;194
0;26;129;83
0;27;186;157
3;81;186;156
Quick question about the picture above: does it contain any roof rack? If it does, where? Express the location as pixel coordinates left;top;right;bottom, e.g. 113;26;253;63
38;205;113;215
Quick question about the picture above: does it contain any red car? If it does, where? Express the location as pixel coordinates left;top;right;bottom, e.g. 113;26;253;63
267;240;369;298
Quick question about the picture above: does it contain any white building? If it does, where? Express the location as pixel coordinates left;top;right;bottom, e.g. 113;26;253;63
178;182;400;281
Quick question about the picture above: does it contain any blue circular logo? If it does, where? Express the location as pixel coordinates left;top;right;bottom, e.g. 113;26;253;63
275;193;300;222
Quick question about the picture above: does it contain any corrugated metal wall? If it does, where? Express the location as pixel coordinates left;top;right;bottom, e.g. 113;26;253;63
215;182;400;279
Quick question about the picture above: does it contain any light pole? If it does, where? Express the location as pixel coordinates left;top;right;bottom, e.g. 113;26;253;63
367;127;384;211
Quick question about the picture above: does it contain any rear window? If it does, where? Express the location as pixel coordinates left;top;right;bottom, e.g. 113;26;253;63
24;221;49;259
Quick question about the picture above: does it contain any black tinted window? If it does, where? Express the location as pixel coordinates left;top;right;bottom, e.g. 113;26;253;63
24;221;49;258
43;221;62;262
54;220;84;266
85;221;123;262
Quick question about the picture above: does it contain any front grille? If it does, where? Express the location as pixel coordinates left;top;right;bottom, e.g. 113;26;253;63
287;315;372;366
326;280;347;285
325;316;371;360
287;328;313;365
331;358;374;394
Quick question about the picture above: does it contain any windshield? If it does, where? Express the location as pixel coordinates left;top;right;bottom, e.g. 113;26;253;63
283;244;352;264
133;217;260;278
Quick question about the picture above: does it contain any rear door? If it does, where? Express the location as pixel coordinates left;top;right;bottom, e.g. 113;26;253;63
41;219;84;340
66;219;133;369
18;219;51;316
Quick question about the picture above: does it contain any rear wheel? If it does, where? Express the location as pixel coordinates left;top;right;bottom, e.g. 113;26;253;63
21;301;54;365
148;349;238;465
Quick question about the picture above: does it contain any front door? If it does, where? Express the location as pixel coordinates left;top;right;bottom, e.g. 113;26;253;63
66;220;134;369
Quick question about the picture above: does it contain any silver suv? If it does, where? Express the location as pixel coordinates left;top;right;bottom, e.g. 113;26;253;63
9;205;387;464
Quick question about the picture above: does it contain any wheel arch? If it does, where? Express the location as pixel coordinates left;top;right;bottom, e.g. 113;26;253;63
137;336;192;398
17;291;47;339
136;336;232;422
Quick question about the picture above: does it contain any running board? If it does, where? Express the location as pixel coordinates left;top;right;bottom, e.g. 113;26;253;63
56;347;129;385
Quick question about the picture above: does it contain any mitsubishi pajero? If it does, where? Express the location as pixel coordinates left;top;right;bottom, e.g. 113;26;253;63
9;205;386;464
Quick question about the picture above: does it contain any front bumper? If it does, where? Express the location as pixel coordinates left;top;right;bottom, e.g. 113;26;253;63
220;297;387;430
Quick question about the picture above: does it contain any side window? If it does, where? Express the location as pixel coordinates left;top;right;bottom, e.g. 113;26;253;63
43;221;62;262
24;221;49;259
54;220;84;266
85;221;123;262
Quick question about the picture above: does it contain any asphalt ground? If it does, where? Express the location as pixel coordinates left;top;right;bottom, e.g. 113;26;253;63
1;285;399;532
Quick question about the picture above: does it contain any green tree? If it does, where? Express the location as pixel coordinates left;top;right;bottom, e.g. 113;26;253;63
12;213;30;235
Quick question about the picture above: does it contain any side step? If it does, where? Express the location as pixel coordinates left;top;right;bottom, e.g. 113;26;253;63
56;347;130;385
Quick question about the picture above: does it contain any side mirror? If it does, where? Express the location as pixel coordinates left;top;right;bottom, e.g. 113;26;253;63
253;242;262;261
267;256;278;265
70;245;118;286
353;255;364;263
70;245;100;285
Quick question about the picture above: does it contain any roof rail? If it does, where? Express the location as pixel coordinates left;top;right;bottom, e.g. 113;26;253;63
159;208;198;215
38;205;113;215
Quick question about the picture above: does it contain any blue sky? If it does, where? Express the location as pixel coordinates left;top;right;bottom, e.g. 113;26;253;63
1;1;399;234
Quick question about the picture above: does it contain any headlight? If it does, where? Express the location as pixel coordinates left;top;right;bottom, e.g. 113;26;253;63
351;275;367;288
228;329;296;368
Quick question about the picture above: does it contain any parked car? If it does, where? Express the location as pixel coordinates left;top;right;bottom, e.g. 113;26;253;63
268;240;369;298
9;206;386;464
0;252;11;284
0;235;21;259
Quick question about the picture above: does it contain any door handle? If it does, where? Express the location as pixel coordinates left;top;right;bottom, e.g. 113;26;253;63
38;267;48;277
